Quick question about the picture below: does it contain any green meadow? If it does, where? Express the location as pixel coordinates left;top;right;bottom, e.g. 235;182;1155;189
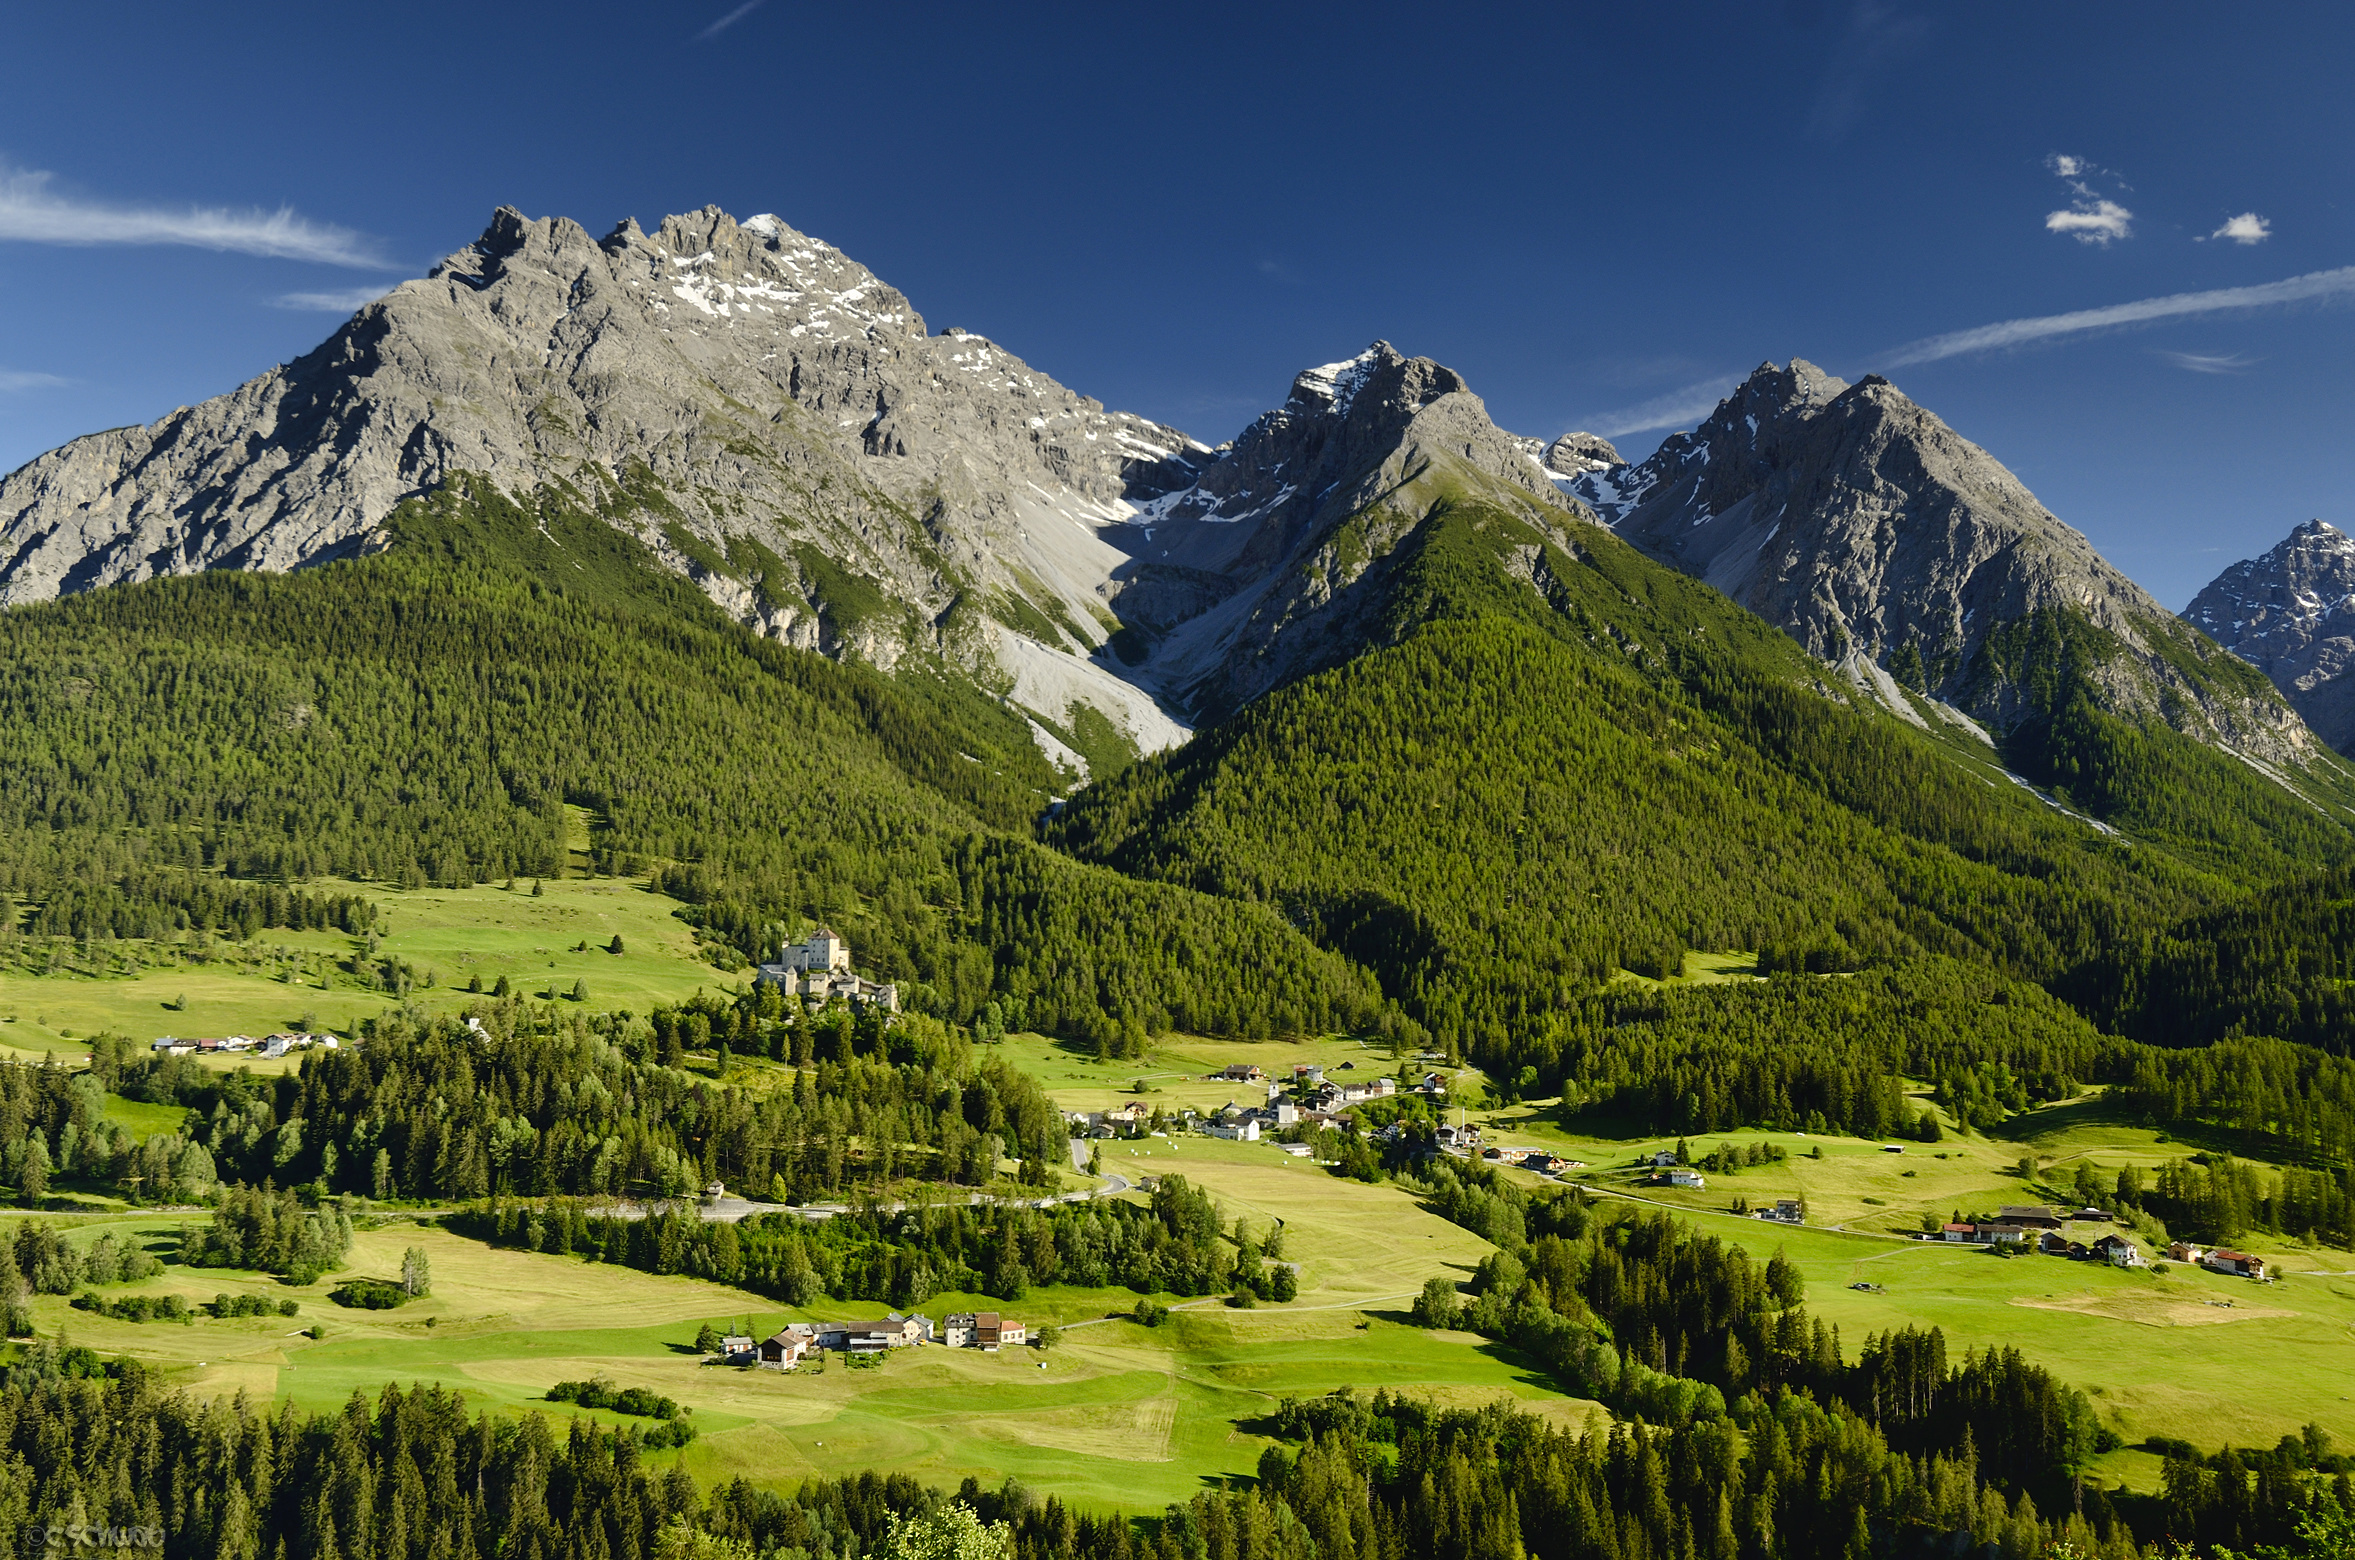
0;874;739;1055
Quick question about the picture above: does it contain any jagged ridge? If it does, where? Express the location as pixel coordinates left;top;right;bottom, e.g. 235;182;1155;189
2187;520;2355;754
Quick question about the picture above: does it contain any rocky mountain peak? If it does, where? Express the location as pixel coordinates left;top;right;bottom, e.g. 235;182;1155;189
1540;432;1621;475
1568;360;2320;766
2187;520;2355;752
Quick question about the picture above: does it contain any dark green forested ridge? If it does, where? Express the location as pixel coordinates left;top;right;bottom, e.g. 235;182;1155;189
2059;865;2355;1056
1048;499;2352;1062
0;476;1381;1044
4;1317;2342;1556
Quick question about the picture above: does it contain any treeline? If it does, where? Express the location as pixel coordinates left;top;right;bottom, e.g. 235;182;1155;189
109;1005;1074;1207
459;1172;1266;1307
3;1339;2346;1557
1517;959;2101;1136
13;877;377;943
2061;866;2355;1055
0;1050;217;1207
0;474;1384;1048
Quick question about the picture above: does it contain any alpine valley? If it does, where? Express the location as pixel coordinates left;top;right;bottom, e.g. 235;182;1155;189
6;205;2355;1560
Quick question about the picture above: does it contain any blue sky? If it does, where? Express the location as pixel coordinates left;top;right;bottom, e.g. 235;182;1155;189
1;1;2347;608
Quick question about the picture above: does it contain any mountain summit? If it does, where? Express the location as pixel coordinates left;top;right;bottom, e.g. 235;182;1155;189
0;204;1208;756
2187;520;2355;753
1568;360;2320;767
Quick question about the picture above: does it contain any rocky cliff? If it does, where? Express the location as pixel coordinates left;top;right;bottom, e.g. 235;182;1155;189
2187;520;2355;754
1567;361;2322;767
0;205;1209;762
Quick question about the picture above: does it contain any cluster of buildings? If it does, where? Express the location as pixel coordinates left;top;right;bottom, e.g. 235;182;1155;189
1478;1147;1586;1175
753;929;899;1013
1066;1101;1153;1138
722;1309;1030;1370
150;1032;338;1059
2168;1243;2268;1280
1933;1205;2146;1266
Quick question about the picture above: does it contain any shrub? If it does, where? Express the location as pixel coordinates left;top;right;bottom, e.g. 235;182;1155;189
331;1278;412;1309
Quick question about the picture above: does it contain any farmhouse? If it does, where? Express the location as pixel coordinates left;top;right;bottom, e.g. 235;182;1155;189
942;1311;1027;1350
2201;1249;2267;1279
1760;1198;1804;1225
2091;1234;2141;1268
1998;1205;2065;1230
756;1329;813;1371
1213;1063;1265;1083
1940;1223;1977;1242
1655;1168;1705;1190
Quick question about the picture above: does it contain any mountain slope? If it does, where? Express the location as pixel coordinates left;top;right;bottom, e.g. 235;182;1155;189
1047;483;2353;1061
0;477;1386;1046
2186;520;2355;754
1093;341;1583;721
0;205;1209;765
2057;864;2355;1056
1568;362;2332;783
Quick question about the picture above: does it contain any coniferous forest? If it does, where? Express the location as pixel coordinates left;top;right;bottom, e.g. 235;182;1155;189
4;476;2355;1556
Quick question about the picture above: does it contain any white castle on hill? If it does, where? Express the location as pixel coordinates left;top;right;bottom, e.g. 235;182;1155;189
755;927;898;1012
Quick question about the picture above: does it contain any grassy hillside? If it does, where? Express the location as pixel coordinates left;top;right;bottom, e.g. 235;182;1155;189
0;476;1381;1045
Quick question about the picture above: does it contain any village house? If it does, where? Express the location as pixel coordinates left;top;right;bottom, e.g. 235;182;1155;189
1760;1198;1804;1225
720;1333;758;1363
2167;1241;2204;1263
756;1329;813;1371
2201;1248;2267;1279
1205;1116;1261;1142
1656;1167;1705;1190
942;1311;1027;1350
2091;1234;2141;1268
1648;1150;1678;1168
1294;1064;1324;1085
1213;1063;1265;1083
1998;1205;2065;1230
1940;1222;1977;1243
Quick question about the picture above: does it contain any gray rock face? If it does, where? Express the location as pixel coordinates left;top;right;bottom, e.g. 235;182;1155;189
0;204;1209;759
2187;521;2355;753
1566;361;2321;765
1543;432;1621;474
1103;343;1580;717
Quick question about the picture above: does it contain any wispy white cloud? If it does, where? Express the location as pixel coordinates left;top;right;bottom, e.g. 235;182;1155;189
2045;199;2133;246
272;286;392;313
696;0;764;40
0;368;67;392
1583;374;1742;438
2208;212;2271;245
1883;265;2355;367
2042;152;2134;246
0;161;385;267
2157;350;2257;374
